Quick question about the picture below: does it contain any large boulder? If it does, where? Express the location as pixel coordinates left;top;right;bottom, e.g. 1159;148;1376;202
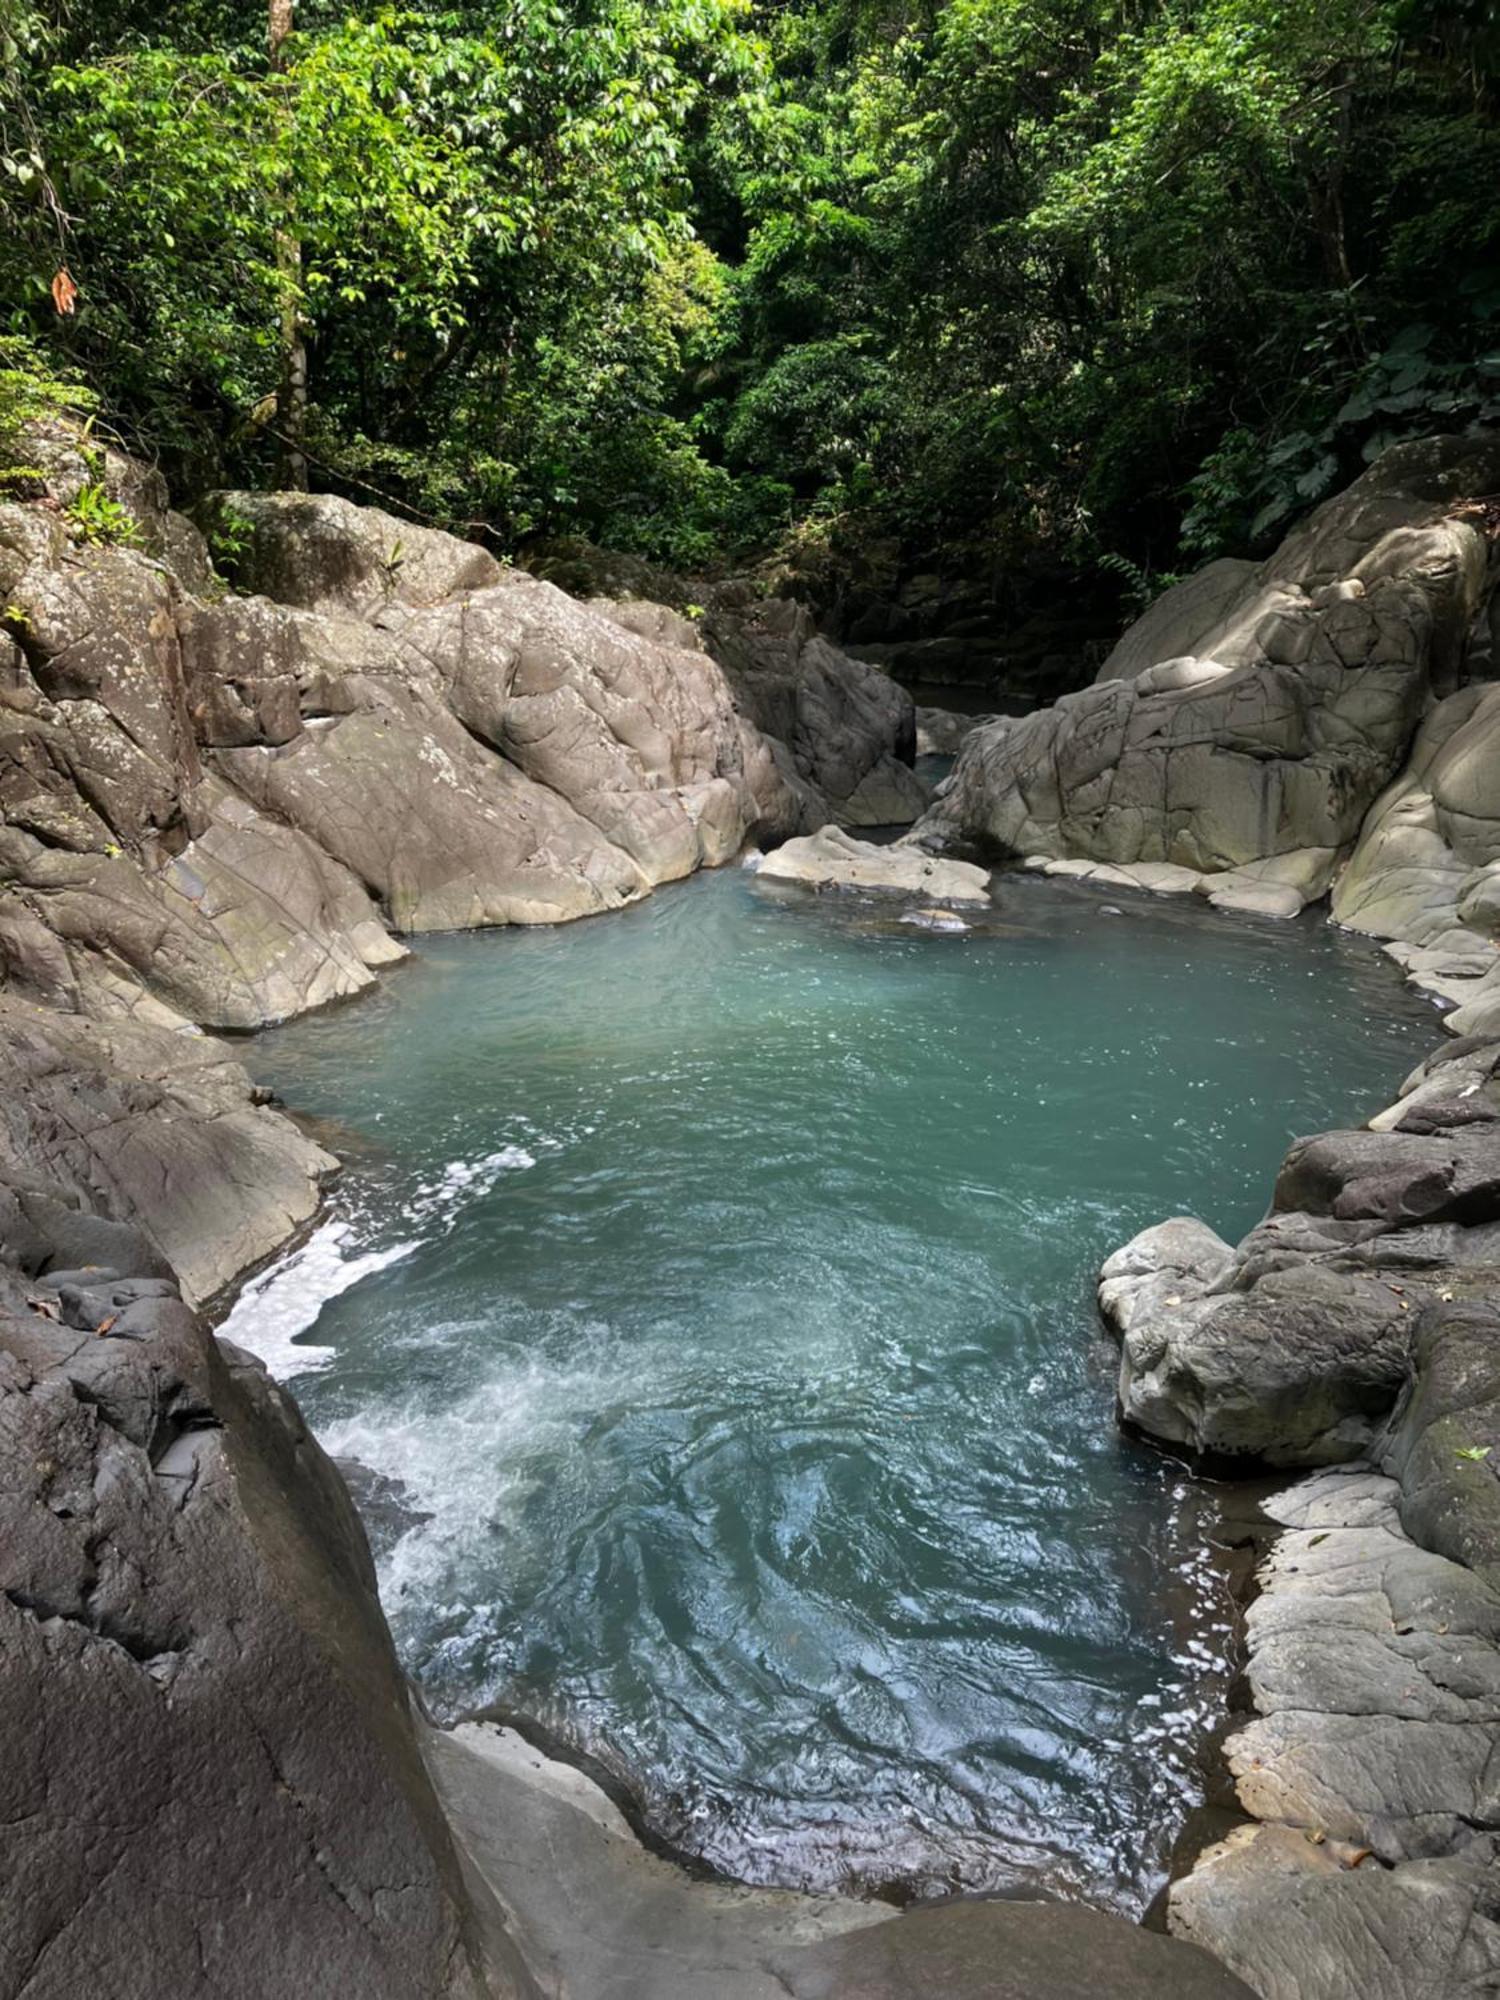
218;680;651;933
0;1262;522;1999
1104;1068;1500;1466
1094;559;1259;687
198;489;503;618
1384;1295;1500;1589
377;573;803;881
920;437;1500;877
1333;681;1500;1034
766;1899;1254;1999
705;596;927;827
18;421;214;594
1;448;826;1036
0;782;402;1032
0;541;406;1029
754;824;993;901
1172;1821;1500;2000
0;996;335;1306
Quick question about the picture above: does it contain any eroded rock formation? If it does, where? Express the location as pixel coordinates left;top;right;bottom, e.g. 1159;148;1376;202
4;437;921;1038
917;437;1500;899
1101;1038;1500;1994
0;432;925;1306
0;1254;522;2000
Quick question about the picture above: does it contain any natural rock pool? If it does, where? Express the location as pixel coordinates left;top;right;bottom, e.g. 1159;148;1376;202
226;867;1436;1912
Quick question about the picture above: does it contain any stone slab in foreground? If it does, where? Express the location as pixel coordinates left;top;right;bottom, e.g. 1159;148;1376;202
427;1721;1255;2000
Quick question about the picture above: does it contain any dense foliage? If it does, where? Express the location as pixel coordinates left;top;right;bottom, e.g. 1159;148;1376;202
1;0;1497;575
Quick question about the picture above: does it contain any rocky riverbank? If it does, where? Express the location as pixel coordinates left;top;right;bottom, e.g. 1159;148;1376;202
890;433;1500;1995
5;423;1500;1996
0;427;1260;1996
716;432;1500;1993
1095;1051;1500;1997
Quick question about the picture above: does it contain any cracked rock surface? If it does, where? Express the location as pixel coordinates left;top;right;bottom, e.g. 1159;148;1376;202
1102;1042;1500;1994
916;436;1500;901
3;433;919;1045
0;993;335;1307
0;1257;520;2000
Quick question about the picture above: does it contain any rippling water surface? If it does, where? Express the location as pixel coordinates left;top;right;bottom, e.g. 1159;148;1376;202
228;865;1435;1908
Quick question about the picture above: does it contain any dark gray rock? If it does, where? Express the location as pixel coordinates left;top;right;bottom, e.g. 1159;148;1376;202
0;1275;525;1999
1384;1296;1500;1589
705;596;926;827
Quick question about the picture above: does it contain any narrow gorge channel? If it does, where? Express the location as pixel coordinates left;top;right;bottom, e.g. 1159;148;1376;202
222;867;1437;1909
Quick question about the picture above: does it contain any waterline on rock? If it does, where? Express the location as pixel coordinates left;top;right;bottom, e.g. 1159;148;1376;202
220;1143;538;1377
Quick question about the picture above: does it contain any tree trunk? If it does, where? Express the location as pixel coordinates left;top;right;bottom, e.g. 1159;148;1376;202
269;0;308;491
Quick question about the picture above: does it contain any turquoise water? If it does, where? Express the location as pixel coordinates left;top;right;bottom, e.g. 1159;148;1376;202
228;866;1435;1909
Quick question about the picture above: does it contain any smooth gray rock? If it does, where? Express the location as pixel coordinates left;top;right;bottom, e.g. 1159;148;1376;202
1095;560;1259;685
768;1898;1256;1999
1118;1262;1415;1465
1227;1473;1500;1855
1274;1125;1500;1228
1172;1823;1500;2000
1098;1218;1234;1336
219;683;652;933
428;1722;1252;2000
0;779;403;1030
427;1721;886;2000
706;596;924;827
0;996;334;1305
1106;1090;1500;1465
755;825;993;902
920;437;1500;874
0;1274;516;1999
1384;1296;1500;1590
198;489;504;617
1333;681;1500;1033
376;573;802;879
915;706;997;757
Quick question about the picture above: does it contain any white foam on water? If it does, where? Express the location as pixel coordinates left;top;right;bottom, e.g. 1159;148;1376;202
218;1219;419;1379
317;1334;645;1611
220;1143;537;1381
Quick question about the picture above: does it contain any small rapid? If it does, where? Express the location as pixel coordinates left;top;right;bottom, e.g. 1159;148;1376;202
231;866;1437;1908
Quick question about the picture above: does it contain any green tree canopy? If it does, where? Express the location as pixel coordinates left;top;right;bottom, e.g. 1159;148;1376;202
1;0;1496;573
